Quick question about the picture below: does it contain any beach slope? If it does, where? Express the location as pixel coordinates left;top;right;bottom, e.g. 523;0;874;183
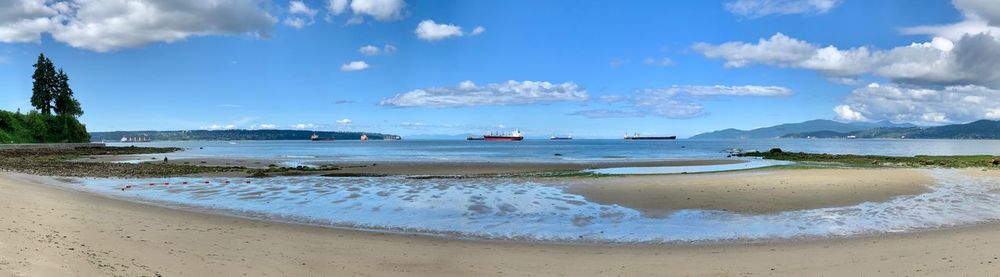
2;171;1000;276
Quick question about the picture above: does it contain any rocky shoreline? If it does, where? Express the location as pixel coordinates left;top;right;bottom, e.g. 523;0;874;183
0;146;244;178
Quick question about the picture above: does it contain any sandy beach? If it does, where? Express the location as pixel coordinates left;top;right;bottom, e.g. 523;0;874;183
569;168;933;215
3;169;1000;276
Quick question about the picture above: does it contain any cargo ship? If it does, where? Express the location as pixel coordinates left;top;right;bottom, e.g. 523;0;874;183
310;133;335;141
469;130;524;141
624;133;676;140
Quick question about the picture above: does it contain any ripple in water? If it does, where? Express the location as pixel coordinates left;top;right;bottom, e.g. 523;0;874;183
73;170;1000;243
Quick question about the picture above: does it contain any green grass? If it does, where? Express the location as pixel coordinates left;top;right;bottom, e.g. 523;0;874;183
740;148;1000;168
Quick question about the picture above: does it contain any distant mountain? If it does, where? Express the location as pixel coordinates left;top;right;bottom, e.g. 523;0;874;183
89;129;401;142
689;119;915;139
782;120;1000;139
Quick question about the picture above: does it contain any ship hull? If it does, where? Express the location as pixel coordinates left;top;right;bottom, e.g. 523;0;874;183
624;136;676;140
483;136;524;141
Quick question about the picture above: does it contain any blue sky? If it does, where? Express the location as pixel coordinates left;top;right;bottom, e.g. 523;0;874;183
1;0;997;138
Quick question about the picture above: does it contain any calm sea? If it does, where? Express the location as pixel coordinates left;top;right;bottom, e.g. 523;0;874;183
107;139;1000;164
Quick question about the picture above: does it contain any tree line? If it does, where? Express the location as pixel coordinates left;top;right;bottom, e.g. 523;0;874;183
0;54;89;143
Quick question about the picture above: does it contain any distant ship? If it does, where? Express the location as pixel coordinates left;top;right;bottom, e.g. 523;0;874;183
624;133;676;140
310;133;335;141
550;136;573;140
383;135;402;141
470;130;524;141
360;133;368;141
120;136;151;142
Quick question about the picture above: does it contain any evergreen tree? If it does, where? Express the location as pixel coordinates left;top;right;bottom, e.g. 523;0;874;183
30;54;56;115
54;69;83;117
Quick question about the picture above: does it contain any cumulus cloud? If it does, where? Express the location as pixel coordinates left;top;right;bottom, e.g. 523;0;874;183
379;80;589;108
340;60;370;71
574;85;793;119
336;118;352;125
284;0;317;28
327;0;349;15
350;0;405;21
292;123;317;130
415;20;464;41
0;0;275;52
358;44;379;55
253;123;278;129
724;0;841;19
903;0;1000;41
694;32;1000;87
835;83;1000;124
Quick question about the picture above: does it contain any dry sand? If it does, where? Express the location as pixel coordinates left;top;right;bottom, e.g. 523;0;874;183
568;168;933;215
2;170;1000;276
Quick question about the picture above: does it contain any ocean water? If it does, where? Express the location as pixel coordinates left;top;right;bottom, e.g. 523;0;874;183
78;139;1000;243
107;139;1000;164
74;170;1000;243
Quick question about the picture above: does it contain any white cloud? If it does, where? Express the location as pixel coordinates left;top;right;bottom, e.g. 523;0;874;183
902;0;1000;41
415;20;463;41
380;80;589;108
289;0;317;17
0;0;275;52
254;124;277;129
383;44;397;54
336;118;352;125
832;105;867;122
677;85;793;96
292;123;317;130
471;26;486;35
358;44;379;55
284;0;316;29
694;32;1000;87
350;0;406;21
202;124;237;130
834;83;1000;124
643;57;674;66
340;60;370;71
724;0;841;19
327;0;349;15
701;1;1000;124
573;85;792;119
283;18;307;29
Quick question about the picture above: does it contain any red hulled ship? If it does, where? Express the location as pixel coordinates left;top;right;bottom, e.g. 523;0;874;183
480;130;524;141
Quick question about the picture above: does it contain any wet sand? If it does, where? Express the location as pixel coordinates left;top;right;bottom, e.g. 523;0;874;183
3;170;1000;276
84;155;746;175
568;168;934;215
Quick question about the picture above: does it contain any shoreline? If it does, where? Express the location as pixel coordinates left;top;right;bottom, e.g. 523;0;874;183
3;171;1000;275
18;167;947;243
86;155;747;173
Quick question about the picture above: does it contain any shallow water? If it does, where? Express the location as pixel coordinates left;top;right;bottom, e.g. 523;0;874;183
586;158;793;175
74;170;1000;243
